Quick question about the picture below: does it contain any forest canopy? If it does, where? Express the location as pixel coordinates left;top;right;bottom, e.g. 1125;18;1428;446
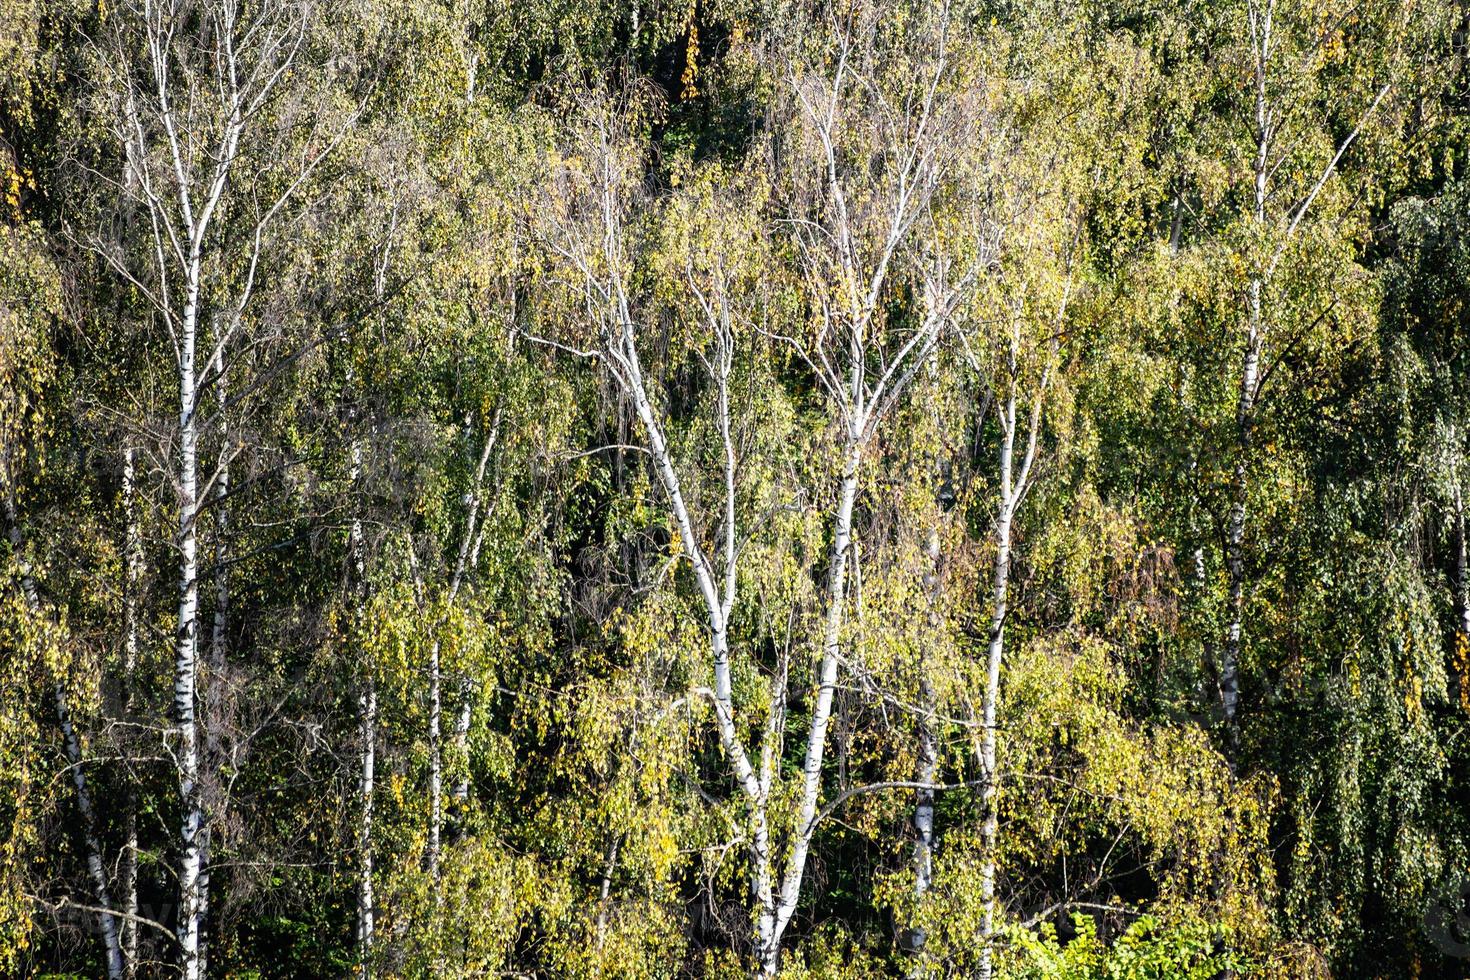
1;0;1468;976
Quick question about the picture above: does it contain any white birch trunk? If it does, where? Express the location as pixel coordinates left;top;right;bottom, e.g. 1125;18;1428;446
121;444;141;979
1457;493;1470;639
451;693;473;810
1220;0;1386;756
620;334;760;797
448;421;499;816
976;369;1045;980
539;103;958;970
763;446;862;975
911;672;938;895
1222;317;1258;752
1222;13;1271;755
614;320;773;967
427;636;442;889
357;681;377;970
594;835;620;948
905;525;942;965
113;6;330;972
425;421;498;894
55;683;128;980
174;254;205;980
351;438;375;975
975;435;1015;980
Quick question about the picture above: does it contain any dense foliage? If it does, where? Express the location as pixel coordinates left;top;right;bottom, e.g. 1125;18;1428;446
1;0;1468;976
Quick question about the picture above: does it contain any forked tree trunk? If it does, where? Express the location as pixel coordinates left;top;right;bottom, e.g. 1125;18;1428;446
615;322;772;970
976;375;1044;980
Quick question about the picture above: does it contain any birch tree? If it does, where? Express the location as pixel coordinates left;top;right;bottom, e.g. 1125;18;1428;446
3;0;1466;973
84;1;355;972
118;442;143;978
534;93;783;966
409;415;500;891
534;3;975;968
965;284;1068;980
766;5;987;970
1217;0;1390;753
347;422;376;973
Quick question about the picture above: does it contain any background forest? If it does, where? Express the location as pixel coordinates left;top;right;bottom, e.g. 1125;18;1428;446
1;0;1469;977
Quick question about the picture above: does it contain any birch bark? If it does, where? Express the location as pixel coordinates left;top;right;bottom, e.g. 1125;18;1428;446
904;525;942;965
538;135;770;960
537;44;961;963
172;232;207;977
350;437;376;975
972;324;1049;979
425;420;498;886
1222;2;1272;750
1457;488;1470;639
121;444;142;979
96;5;343;974
427;633;443;889
975;395;1020;980
762;447;861;975
1220;0;1388;753
449;418;500;820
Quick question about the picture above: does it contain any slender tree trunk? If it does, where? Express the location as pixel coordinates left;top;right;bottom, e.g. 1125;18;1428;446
1456;490;1469;639
976;496;1013;980
357;680;377;968
906;526;942;966
451;691;473;813
1222;320;1258;754
976;374;1046;980
121;444;141;979
750;803;776;974
1222;0;1272;761
422;420;499;911
175;261;205;980
911;671;938;897
446;420;498;826
351;437;375;976
616;327;774;968
3;494;125;979
751;659;784;971
764;445;863;976
55;683;128;980
427;636;443;889
1224;184;1265;748
595;834;620;948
